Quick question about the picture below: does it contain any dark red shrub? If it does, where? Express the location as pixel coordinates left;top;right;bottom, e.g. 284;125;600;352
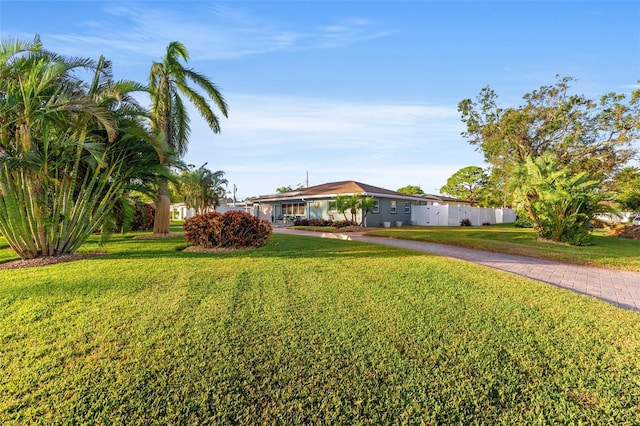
184;211;272;248
130;203;156;231
112;201;155;232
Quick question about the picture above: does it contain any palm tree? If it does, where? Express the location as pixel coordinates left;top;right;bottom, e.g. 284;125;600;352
358;196;377;226
0;37;165;259
0;38;131;258
149;41;228;234
180;165;228;215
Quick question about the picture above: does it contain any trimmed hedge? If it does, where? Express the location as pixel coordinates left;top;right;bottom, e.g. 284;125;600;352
293;219;333;227
332;220;358;228
184;211;272;249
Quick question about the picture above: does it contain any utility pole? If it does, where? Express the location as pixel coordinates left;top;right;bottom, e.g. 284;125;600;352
306;171;309;188
233;184;237;206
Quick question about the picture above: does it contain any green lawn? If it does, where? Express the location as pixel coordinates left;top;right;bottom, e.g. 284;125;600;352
365;224;640;271
1;232;640;423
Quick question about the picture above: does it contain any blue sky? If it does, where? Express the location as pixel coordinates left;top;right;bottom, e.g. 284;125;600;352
2;1;639;199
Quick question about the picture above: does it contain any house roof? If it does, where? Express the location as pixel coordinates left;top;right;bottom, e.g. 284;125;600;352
253;180;426;202
423;193;472;204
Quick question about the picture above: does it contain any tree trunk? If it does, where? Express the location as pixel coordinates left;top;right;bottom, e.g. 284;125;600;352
153;179;171;234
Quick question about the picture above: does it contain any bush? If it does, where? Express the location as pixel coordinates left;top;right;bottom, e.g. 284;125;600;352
294;219;333;227
112;201;155;232
561;231;593;246
333;220;357;229
482;222;491;226
184;211;272;249
460;218;472;226
514;216;534;228
129;203;156;232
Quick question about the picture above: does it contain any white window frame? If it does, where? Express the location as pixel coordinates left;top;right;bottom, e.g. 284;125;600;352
372;200;380;214
405;202;411;214
390;200;397;214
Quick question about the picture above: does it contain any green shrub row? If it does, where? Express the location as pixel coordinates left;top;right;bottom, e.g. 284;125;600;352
293;219;358;228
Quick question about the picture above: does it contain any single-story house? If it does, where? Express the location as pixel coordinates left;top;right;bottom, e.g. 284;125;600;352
422;194;472;206
251;180;429;227
170;199;249;220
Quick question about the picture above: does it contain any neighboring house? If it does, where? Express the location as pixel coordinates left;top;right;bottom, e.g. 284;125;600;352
422;194;472;206
170;200;248;220
252;180;429;227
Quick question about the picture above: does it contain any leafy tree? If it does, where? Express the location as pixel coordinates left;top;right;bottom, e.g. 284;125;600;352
509;154;606;245
276;186;294;193
0;37;161;258
440;166;499;206
180;165;228;214
458;76;640;186
611;166;640;212
149;41;228;234
397;185;425;195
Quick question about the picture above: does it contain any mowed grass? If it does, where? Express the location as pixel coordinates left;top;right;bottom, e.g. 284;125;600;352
366;224;640;271
1;233;640;424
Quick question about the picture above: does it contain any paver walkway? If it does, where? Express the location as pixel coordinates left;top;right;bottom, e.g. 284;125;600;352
274;228;640;312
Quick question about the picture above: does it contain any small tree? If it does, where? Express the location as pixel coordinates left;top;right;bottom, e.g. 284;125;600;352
180;165;227;214
333;195;352;222
333;194;376;225
509;154;606;245
358;196;377;226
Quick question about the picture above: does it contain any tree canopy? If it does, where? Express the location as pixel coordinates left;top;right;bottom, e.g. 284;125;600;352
458;76;640;183
440;166;501;206
397;185;425;195
611;166;640;212
0;37;163;258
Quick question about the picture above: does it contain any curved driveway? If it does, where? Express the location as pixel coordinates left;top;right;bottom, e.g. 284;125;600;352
274;228;640;312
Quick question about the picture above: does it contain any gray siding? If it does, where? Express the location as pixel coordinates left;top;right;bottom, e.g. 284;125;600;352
258;197;419;227
365;199;412;227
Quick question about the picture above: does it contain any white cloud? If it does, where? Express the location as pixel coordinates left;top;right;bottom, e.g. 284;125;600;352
35;4;393;64
183;93;485;198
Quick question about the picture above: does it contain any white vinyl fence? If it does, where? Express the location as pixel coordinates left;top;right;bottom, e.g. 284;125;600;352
411;205;516;226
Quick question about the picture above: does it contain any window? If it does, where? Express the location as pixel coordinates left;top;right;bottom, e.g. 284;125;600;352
390;200;397;214
405;202;411;213
372;200;379;213
281;202;306;216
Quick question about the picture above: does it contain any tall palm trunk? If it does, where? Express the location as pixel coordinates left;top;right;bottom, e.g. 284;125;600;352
153;178;171;234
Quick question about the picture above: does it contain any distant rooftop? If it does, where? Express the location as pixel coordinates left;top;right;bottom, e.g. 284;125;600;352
254;180;426;202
